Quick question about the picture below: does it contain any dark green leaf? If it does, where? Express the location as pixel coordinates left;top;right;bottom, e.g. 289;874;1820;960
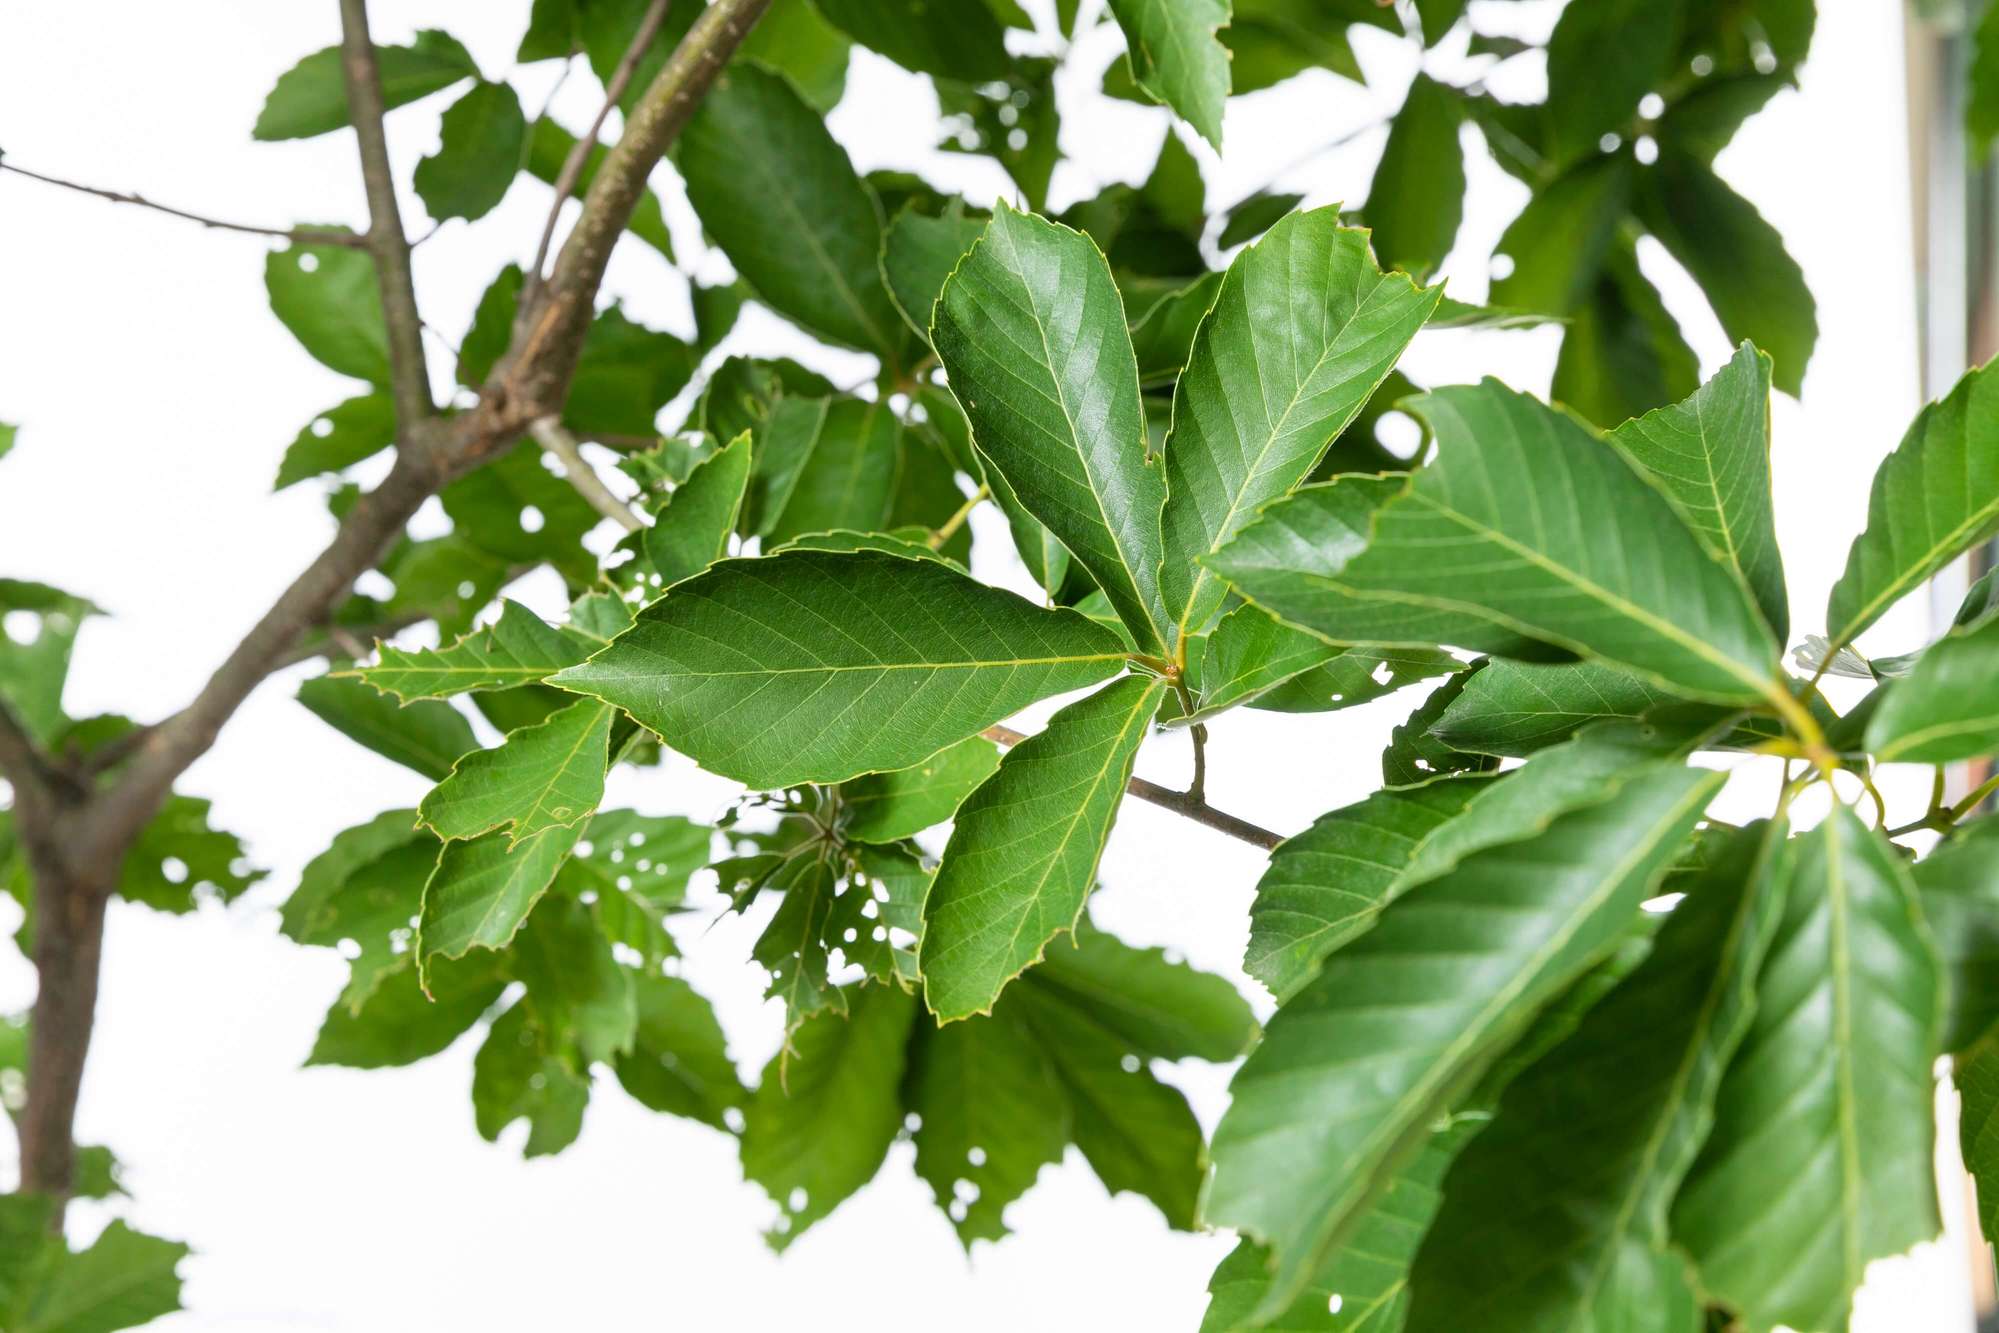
764;398;902;543
840;734;1002;844
1913;818;1999;1053
1160;206;1439;639
640;432;752;588
253;29;477;140
414;80;527;222
679;65;908;365
265;236;390;386
308;952;505;1068
551;549;1130;790
932;203;1172;652
512;892;636;1064
1672;809;1942;1333
472;1002;589;1156
1217;191;1303;249
1431;658;1677;758
1209;762;1722;1315
881;206;988;338
1490;155;1633;316
1105;0;1232;146
1553;238;1701;428
297;674;477;780
920;676;1164;1021
813;0;1008;79
274;393;396;490
612;972;745;1129
738;0;853;113
1543;0;1680;165
1365;75;1464;278
1865;613;1999;762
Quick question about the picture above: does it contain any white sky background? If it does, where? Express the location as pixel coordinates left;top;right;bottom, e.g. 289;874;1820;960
0;0;1979;1329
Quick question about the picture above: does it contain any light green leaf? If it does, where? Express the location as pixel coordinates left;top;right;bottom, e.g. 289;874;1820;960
1403;819;1789;1333
1636;153;1816;397
1160;207;1439;639
1106;0;1232;147
840;734;1002;844
641;432;751;587
418;699;612;846
920;676;1165;1021
560;809;710;969
1365;75;1464;278
1206;381;1783;706
1913;819;1999;1054
1609;341;1788;639
0;422;14;463
417;822;584;973
1173;604;1342;724
1208;762;1722;1316
414;80;527;222
906;1005;1071;1245
252;28;477;140
472;1002;589;1156
265;236;390;386
611;972;745;1129
1672;809;1942;1333
550;549;1130;789
357;601;587;703
297;674;477;780
679;64;908;365
827;843;930;989
1828;358;1999;647
1865;614;1999;762
742;982;918;1249
0;1212;188;1333
813;0;1007;79
274;393;396;489
932;202;1173;653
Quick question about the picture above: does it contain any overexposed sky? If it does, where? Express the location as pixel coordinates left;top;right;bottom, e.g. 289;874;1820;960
0;1;1976;1329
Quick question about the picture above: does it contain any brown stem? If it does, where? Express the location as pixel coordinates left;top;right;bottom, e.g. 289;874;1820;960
981;725;1285;851
337;0;434;428
19;865;109;1210
0;160;368;248
523;0;674;308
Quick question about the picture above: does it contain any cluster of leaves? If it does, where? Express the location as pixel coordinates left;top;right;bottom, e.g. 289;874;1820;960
15;1;1998;1331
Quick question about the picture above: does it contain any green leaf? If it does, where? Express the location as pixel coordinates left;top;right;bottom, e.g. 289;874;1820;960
1554;237;1701;429
882;206;989;337
1973;0;1999;154
1130;271;1224;389
252;28;478;140
1672;809;1942;1333
1381;668;1499;785
0;1212;188;1333
906;1004;1071;1245
1865;613;1999;762
1431;658;1677;758
417;822;585;974
738;0;853;113
742;982;918;1249
763;398;903;543
1208;761;1721;1316
1217;191;1303;250
920;676;1165;1021
751;842;851;1027
1364;75;1464;278
0;582;97;747
1206;382;1783;705
1202;1127;1464;1333
1219;0;1371;94
611;972;745;1129
1160;207;1439;640
1958;1021;1999;1249
1403;818;1789;1333
1912;818;1999;1053
356;600;587;703
414;80;527;222
525;119;676;262
472;1002;589;1156
812;0;1007;79
679;65;908;365
1490;155;1633;317
937;59;1063;210
308;952;504;1068
1609;341;1789;639
639;431;751;588
1106;0;1232;147
298;674;478;780
265;236;390;386
932;203;1173;653
419;698;613;845
550;549;1130;789
1656;72;1788;163
839;734;1002;844
1635;153;1816;396
274;393;396;489
1826;358;1999;648
118;794;264;913
1543;0;1679;165
1030;921;1256;1061
1175;604;1340;723
559;809;710;968
441;442;600;578
0;421;14;464
567;306;696;438
1248;646;1459;717
283;812;435;1009
512;893;636;1064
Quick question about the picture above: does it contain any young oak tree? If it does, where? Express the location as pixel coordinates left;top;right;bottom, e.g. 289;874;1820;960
7;1;1993;1330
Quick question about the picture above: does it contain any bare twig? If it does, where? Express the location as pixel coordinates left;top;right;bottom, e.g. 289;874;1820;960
0;159;367;247
530;415;646;532
982;724;1285;852
337;0;434;428
524;0;674;306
